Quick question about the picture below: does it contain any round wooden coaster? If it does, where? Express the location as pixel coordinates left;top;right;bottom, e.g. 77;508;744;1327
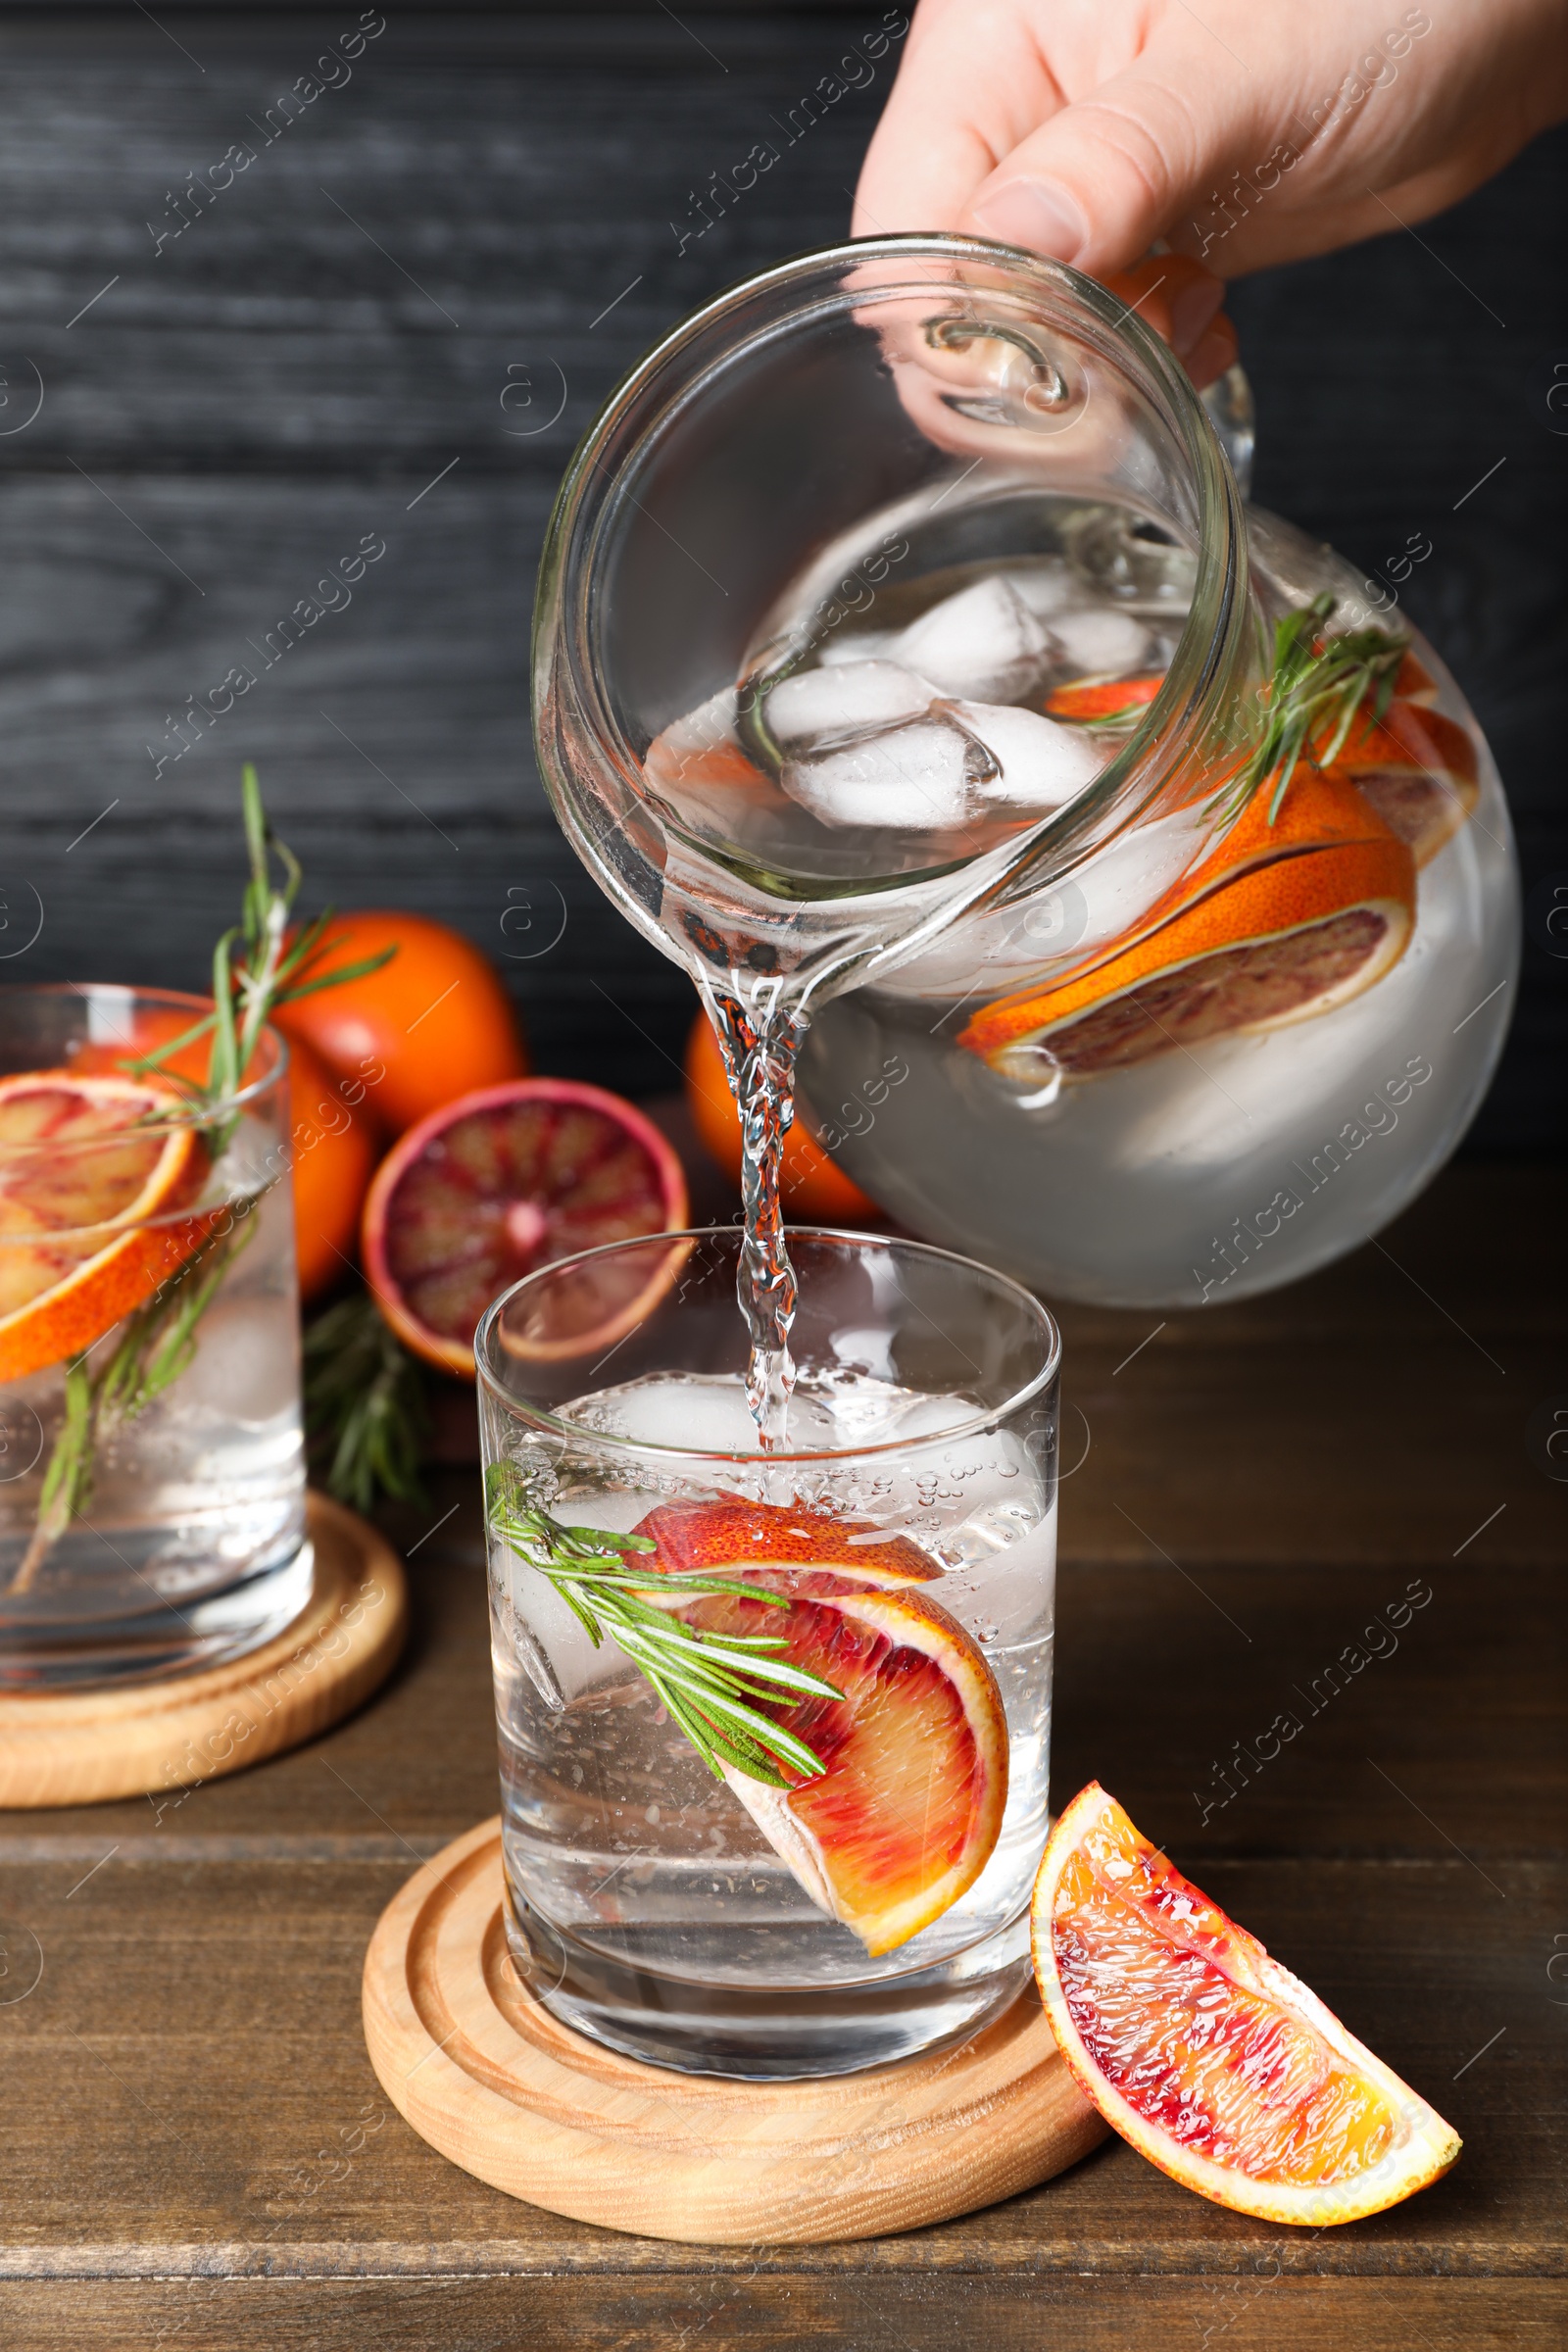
0;1493;407;1809
362;1818;1108;2245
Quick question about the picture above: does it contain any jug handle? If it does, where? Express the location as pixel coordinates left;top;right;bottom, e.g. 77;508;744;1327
1201;362;1255;501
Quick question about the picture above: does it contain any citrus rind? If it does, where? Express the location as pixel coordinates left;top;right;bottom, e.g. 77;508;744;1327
0;1071;210;1382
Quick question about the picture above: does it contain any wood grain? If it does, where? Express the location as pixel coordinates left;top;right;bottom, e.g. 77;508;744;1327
362;1818;1106;2244
0;1493;407;1806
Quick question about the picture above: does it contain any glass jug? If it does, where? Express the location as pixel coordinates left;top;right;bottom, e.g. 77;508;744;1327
534;238;1519;1308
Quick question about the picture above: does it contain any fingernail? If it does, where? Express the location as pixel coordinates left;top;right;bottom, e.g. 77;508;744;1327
972;179;1089;266
1169;274;1225;356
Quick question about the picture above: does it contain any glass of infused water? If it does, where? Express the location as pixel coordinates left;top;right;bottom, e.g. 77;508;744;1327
0;984;309;1687
477;1224;1060;2079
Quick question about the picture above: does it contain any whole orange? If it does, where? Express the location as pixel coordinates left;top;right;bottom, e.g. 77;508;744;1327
683;1010;880;1224
274;910;529;1137
287;1032;378;1300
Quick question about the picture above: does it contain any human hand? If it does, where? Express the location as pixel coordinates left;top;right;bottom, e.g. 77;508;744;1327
857;0;1568;381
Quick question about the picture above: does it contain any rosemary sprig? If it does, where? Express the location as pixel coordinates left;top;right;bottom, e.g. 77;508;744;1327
1214;591;1408;827
304;1290;429;1514
486;1463;841;1788
124;762;396;1141
11;764;399;1590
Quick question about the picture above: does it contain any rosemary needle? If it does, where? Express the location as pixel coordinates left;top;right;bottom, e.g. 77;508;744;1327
1214;592;1409;826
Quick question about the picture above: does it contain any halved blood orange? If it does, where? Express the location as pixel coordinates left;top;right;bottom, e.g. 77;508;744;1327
361;1077;689;1378
1317;700;1480;867
961;770;1416;1080
1032;1785;1461;2225
0;1073;209;1382
637;1497;1007;1955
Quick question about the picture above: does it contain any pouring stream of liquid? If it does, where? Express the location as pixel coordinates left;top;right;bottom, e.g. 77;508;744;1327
706;987;807;1448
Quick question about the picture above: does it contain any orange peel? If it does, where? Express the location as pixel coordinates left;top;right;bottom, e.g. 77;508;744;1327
0;1072;210;1383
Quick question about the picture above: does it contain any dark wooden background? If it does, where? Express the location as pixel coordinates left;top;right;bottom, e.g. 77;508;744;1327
0;3;1564;1142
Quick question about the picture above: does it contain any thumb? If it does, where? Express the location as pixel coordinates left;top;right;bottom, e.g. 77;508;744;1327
961;53;1241;276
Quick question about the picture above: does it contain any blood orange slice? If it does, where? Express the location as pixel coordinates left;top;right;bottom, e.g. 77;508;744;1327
1045;672;1164;724
645;698;770;799
637;1498;1007;1955
638;1494;942;1592
1392;649;1438;706
961;771;1416;1080
1032;1785;1461;2225
361;1078;688;1378
1317;700;1480;866
0;1072;208;1382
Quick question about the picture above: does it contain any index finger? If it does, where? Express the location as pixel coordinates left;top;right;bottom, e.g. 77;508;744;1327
853;5;1069;236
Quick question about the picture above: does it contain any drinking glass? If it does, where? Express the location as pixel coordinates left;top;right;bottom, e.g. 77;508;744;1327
477;1225;1060;2079
0;985;309;1687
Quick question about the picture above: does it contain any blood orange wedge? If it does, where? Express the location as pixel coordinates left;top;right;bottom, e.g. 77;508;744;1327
361;1077;688;1378
1316;700;1480;867
636;1497;1007;1955
0;1073;209;1382
1032;1785;1461;2226
961;771;1416;1080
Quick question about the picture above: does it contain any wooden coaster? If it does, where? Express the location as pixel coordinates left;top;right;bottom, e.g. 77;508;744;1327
363;1818;1108;2245
0;1493;407;1809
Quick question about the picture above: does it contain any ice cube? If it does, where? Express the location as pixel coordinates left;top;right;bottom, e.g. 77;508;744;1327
954;702;1102;809
1068;803;1215;956
893;576;1051;703
566;1371;763;1456
643;685;738;791
817;629;894;665
781;718;975;831
187;1298;298;1425
1047;609;1152;679
766;660;932;748
999;562;1078;618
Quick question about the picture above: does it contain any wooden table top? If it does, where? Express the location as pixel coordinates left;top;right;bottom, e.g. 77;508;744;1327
2;1156;1562;2349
